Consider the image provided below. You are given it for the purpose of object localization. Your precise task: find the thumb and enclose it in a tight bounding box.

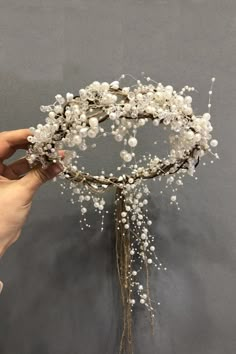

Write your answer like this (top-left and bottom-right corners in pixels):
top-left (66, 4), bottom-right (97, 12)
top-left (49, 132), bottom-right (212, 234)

top-left (19, 162), bottom-right (63, 194)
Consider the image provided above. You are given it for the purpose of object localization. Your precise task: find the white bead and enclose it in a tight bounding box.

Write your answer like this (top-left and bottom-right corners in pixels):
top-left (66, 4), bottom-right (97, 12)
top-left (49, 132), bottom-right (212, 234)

top-left (153, 119), bottom-right (159, 126)
top-left (101, 82), bottom-right (110, 90)
top-left (186, 130), bottom-right (194, 140)
top-left (120, 150), bottom-right (128, 159)
top-left (123, 153), bottom-right (132, 162)
top-left (128, 137), bottom-right (138, 147)
top-left (110, 81), bottom-right (119, 90)
top-left (203, 113), bottom-right (211, 120)
top-left (88, 129), bottom-right (97, 138)
top-left (150, 246), bottom-right (155, 251)
top-left (185, 96), bottom-right (192, 104)
top-left (79, 89), bottom-right (86, 96)
top-left (138, 118), bottom-right (145, 126)
top-left (91, 81), bottom-right (100, 89)
top-left (141, 233), bottom-right (146, 240)
top-left (73, 135), bottom-right (82, 145)
top-left (166, 85), bottom-right (173, 92)
top-left (89, 117), bottom-right (98, 128)
top-left (66, 92), bottom-right (74, 101)
top-left (132, 271), bottom-right (137, 276)
top-left (210, 139), bottom-right (218, 147)
top-left (109, 112), bottom-right (117, 120)
top-left (140, 298), bottom-right (145, 304)
top-left (147, 259), bottom-right (152, 264)
top-left (80, 114), bottom-right (87, 122)
top-left (115, 134), bottom-right (123, 142)
top-left (54, 105), bottom-right (63, 114)
top-left (171, 195), bottom-right (176, 202)
top-left (80, 127), bottom-right (88, 137)
top-left (49, 111), bottom-right (56, 118)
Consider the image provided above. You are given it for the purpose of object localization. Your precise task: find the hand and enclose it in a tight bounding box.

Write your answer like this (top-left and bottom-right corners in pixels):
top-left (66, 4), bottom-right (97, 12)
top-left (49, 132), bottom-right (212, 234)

top-left (0, 129), bottom-right (63, 259)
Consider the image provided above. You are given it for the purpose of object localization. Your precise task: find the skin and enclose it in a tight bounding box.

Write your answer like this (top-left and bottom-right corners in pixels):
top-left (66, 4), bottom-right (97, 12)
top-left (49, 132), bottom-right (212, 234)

top-left (0, 129), bottom-right (63, 293)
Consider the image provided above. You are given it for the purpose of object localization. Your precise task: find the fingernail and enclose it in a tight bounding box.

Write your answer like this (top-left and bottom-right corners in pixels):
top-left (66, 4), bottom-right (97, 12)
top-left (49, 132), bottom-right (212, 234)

top-left (0, 281), bottom-right (3, 294)
top-left (52, 163), bottom-right (63, 175)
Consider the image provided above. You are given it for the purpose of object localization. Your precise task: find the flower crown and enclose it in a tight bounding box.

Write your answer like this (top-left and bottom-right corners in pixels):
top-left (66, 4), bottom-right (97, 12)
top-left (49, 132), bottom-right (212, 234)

top-left (26, 73), bottom-right (218, 354)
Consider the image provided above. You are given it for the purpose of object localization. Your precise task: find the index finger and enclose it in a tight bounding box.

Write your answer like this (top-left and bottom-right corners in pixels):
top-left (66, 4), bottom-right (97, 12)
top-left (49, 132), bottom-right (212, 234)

top-left (0, 129), bottom-right (32, 161)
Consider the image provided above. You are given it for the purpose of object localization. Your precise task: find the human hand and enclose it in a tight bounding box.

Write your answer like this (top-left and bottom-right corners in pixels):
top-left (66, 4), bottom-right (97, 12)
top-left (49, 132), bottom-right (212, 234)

top-left (0, 129), bottom-right (63, 259)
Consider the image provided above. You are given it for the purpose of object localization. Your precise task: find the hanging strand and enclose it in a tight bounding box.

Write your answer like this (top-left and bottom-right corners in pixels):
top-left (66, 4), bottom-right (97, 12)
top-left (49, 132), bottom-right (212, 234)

top-left (115, 187), bottom-right (134, 354)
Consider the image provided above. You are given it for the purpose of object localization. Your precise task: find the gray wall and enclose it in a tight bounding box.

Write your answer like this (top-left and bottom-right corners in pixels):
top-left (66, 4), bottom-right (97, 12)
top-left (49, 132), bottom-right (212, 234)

top-left (0, 1), bottom-right (236, 353)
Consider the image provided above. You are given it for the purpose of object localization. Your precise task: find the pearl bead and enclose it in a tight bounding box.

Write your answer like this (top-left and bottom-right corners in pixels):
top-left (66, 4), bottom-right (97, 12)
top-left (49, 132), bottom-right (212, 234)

top-left (49, 111), bottom-right (56, 118)
top-left (147, 259), bottom-right (152, 264)
top-left (185, 96), bottom-right (192, 104)
top-left (128, 137), bottom-right (138, 147)
top-left (66, 92), bottom-right (74, 101)
top-left (120, 150), bottom-right (128, 159)
top-left (187, 130), bottom-right (194, 140)
top-left (80, 127), bottom-right (88, 137)
top-left (141, 233), bottom-right (146, 240)
top-left (101, 82), bottom-right (110, 90)
top-left (123, 153), bottom-right (132, 162)
top-left (150, 246), bottom-right (155, 251)
top-left (80, 114), bottom-right (87, 122)
top-left (115, 134), bottom-right (123, 142)
top-left (73, 135), bottom-right (82, 145)
top-left (89, 117), bottom-right (98, 128)
top-left (79, 89), bottom-right (86, 96)
top-left (166, 85), bottom-right (173, 92)
top-left (210, 139), bottom-right (218, 147)
top-left (109, 112), bottom-right (117, 120)
top-left (203, 113), bottom-right (211, 120)
top-left (110, 81), bottom-right (119, 90)
top-left (140, 299), bottom-right (145, 304)
top-left (54, 105), bottom-right (63, 114)
top-left (132, 271), bottom-right (137, 276)
top-left (88, 129), bottom-right (97, 138)
top-left (153, 119), bottom-right (159, 126)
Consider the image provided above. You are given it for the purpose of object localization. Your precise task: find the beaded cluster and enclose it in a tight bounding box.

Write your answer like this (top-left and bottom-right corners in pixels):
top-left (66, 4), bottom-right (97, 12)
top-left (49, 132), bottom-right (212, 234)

top-left (26, 73), bottom-right (219, 331)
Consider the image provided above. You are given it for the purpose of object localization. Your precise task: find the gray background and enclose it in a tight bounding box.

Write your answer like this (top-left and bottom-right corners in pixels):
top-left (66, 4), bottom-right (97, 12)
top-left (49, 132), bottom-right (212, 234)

top-left (0, 0), bottom-right (235, 353)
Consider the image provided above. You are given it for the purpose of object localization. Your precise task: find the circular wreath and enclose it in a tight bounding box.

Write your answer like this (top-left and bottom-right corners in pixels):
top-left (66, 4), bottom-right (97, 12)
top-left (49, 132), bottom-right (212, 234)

top-left (26, 75), bottom-right (218, 189)
top-left (26, 74), bottom-right (219, 354)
